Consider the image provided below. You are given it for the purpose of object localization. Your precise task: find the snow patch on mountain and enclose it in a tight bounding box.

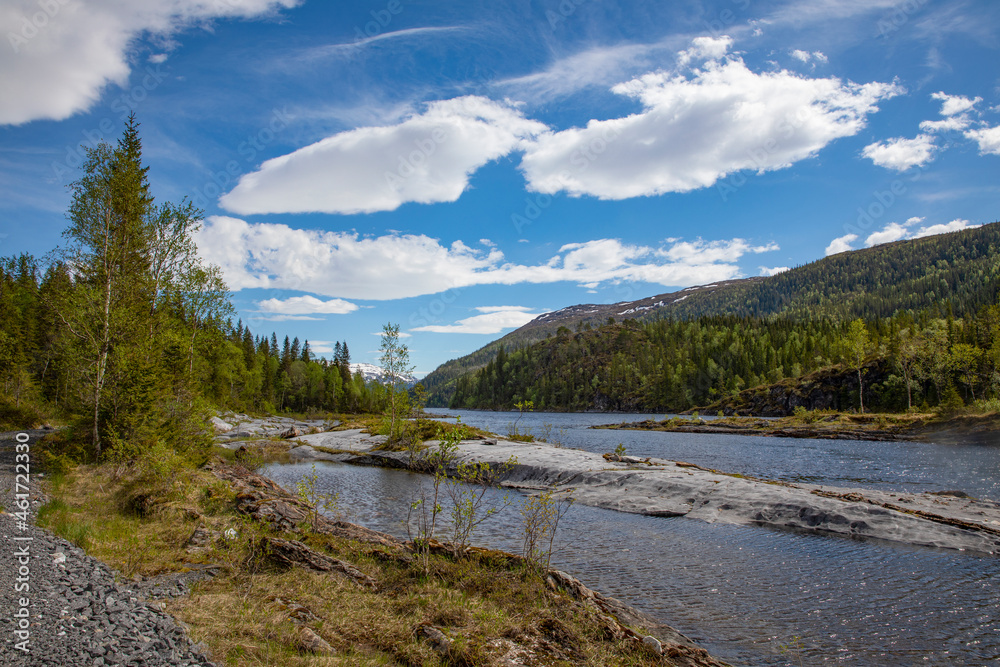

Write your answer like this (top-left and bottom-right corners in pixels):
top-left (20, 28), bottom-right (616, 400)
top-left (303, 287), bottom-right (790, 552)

top-left (350, 362), bottom-right (418, 387)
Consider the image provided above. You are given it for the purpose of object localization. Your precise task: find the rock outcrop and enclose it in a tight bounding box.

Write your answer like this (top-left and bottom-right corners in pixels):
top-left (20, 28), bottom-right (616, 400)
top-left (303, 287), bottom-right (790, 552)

top-left (349, 439), bottom-right (1000, 555)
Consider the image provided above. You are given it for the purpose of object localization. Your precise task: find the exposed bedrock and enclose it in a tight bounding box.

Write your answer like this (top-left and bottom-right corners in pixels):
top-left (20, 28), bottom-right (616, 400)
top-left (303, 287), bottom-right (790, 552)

top-left (339, 438), bottom-right (1000, 555)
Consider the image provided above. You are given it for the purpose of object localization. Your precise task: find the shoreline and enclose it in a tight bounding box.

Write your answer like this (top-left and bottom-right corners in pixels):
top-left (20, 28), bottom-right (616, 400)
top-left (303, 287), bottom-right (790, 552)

top-left (290, 428), bottom-right (1000, 556)
top-left (594, 412), bottom-right (1000, 444)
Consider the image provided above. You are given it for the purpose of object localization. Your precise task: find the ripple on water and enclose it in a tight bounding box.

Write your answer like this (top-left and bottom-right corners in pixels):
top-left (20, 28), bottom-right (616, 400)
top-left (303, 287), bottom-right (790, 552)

top-left (264, 461), bottom-right (1000, 666)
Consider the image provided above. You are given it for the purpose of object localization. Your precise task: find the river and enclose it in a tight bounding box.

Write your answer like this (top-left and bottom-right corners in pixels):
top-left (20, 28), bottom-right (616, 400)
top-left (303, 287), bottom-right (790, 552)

top-left (263, 409), bottom-right (1000, 665)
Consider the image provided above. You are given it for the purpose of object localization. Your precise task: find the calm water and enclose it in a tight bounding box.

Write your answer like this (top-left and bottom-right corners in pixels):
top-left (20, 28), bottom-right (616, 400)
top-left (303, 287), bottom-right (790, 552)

top-left (432, 409), bottom-right (1000, 501)
top-left (264, 410), bottom-right (1000, 666)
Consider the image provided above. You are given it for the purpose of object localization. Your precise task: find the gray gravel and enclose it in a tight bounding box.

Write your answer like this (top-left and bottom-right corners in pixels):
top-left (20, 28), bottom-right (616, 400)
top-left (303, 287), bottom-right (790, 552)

top-left (0, 431), bottom-right (217, 666)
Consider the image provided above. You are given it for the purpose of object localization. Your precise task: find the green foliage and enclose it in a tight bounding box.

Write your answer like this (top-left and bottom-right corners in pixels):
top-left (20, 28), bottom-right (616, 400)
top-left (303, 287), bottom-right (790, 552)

top-left (379, 322), bottom-right (415, 444)
top-left (445, 456), bottom-right (516, 559)
top-left (0, 117), bottom-right (385, 469)
top-left (295, 463), bottom-right (341, 532)
top-left (520, 489), bottom-right (573, 572)
top-left (428, 221), bottom-right (1000, 408)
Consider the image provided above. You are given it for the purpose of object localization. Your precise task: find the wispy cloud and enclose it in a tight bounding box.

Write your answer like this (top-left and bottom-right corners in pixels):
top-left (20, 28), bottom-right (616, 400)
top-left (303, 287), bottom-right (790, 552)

top-left (412, 306), bottom-right (540, 334)
top-left (295, 26), bottom-right (471, 61)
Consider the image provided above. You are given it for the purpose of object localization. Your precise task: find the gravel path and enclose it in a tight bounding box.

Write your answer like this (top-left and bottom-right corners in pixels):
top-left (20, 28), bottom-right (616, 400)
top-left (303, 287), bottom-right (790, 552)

top-left (0, 430), bottom-right (216, 666)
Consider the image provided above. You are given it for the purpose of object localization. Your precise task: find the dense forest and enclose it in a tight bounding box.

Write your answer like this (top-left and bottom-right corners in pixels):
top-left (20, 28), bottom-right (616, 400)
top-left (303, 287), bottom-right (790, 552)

top-left (428, 222), bottom-right (1000, 407)
top-left (0, 117), bottom-right (388, 461)
top-left (450, 304), bottom-right (1000, 414)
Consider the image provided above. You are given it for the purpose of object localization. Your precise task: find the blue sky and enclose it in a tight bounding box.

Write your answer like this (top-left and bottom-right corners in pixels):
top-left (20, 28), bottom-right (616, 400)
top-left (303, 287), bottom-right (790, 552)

top-left (1, 0), bottom-right (998, 376)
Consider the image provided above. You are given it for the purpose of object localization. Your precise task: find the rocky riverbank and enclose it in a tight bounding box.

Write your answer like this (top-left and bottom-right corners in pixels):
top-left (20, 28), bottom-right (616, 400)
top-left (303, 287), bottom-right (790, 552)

top-left (289, 429), bottom-right (1000, 556)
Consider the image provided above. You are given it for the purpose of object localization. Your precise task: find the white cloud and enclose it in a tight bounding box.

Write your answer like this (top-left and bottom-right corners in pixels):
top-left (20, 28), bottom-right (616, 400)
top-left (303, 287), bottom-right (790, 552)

top-left (220, 96), bottom-right (547, 215)
top-left (850, 218), bottom-right (982, 251)
top-left (0, 0), bottom-right (299, 125)
top-left (920, 116), bottom-right (972, 133)
top-left (412, 307), bottom-right (540, 334)
top-left (965, 125), bottom-right (1000, 156)
top-left (308, 340), bottom-right (335, 354)
top-left (931, 91), bottom-right (981, 116)
top-left (790, 49), bottom-right (827, 64)
top-left (499, 41), bottom-right (666, 100)
top-left (865, 222), bottom-right (907, 246)
top-left (255, 295), bottom-right (359, 315)
top-left (759, 266), bottom-right (790, 276)
top-left (196, 216), bottom-right (779, 299)
top-left (519, 46), bottom-right (900, 200)
top-left (861, 134), bottom-right (935, 171)
top-left (825, 233), bottom-right (857, 255)
top-left (912, 218), bottom-right (980, 238)
top-left (678, 36), bottom-right (734, 66)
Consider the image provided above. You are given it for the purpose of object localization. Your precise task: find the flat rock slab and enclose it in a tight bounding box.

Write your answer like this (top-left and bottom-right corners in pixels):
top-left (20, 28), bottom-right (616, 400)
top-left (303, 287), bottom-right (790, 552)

top-left (294, 429), bottom-right (387, 452)
top-left (350, 437), bottom-right (1000, 555)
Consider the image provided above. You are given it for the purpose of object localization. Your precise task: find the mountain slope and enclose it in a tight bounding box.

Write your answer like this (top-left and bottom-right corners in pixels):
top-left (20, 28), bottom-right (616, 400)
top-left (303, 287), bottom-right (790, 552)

top-left (423, 221), bottom-right (1000, 406)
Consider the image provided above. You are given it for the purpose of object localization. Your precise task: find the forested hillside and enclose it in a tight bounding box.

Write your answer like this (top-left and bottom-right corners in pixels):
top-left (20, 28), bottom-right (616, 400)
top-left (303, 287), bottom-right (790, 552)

top-left (0, 118), bottom-right (388, 461)
top-left (426, 222), bottom-right (1000, 407)
top-left (450, 306), bottom-right (1000, 414)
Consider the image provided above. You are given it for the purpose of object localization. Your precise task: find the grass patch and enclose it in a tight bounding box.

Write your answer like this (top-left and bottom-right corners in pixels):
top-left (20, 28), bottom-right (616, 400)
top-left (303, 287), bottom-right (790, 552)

top-left (39, 456), bottom-right (677, 666)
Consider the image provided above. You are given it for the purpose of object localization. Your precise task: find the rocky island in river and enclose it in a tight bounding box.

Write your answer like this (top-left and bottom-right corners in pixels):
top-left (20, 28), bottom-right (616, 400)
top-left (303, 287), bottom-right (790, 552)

top-left (285, 427), bottom-right (1000, 556)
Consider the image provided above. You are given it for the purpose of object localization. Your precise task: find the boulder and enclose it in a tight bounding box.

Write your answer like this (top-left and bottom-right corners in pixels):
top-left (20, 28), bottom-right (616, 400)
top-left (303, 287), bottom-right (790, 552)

top-left (210, 416), bottom-right (233, 433)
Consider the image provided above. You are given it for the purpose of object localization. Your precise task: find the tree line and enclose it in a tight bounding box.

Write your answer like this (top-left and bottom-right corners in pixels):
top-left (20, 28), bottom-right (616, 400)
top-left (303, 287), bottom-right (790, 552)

top-left (449, 306), bottom-right (1000, 414)
top-left (0, 117), bottom-right (388, 460)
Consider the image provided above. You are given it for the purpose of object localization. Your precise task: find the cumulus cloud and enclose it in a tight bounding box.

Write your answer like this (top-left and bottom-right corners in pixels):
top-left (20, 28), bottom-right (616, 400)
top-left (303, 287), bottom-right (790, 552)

top-left (965, 125), bottom-right (1000, 156)
top-left (678, 36), bottom-right (734, 66)
top-left (931, 91), bottom-right (981, 116)
top-left (220, 96), bottom-right (546, 215)
top-left (861, 134), bottom-right (936, 171)
top-left (412, 306), bottom-right (540, 334)
top-left (520, 44), bottom-right (900, 200)
top-left (0, 0), bottom-right (299, 125)
top-left (255, 295), bottom-right (359, 316)
top-left (846, 218), bottom-right (981, 252)
top-left (825, 233), bottom-right (857, 255)
top-left (865, 222), bottom-right (907, 246)
top-left (759, 266), bottom-right (790, 276)
top-left (920, 116), bottom-right (972, 133)
top-left (195, 216), bottom-right (778, 299)
top-left (912, 218), bottom-right (980, 238)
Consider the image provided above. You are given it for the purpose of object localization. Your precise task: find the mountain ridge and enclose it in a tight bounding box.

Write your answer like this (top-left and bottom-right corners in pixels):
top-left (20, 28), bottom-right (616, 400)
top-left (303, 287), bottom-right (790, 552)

top-left (422, 221), bottom-right (1000, 407)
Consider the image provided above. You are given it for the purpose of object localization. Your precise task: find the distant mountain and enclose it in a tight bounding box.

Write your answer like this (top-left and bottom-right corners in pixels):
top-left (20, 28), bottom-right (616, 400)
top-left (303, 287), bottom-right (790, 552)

top-left (350, 362), bottom-right (418, 388)
top-left (423, 221), bottom-right (1000, 407)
